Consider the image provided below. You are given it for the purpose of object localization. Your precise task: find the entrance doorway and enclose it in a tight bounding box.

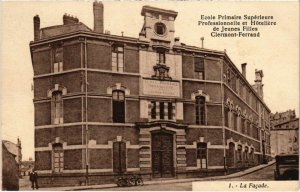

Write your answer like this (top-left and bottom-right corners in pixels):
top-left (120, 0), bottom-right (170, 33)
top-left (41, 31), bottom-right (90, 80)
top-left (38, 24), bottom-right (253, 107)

top-left (151, 131), bottom-right (174, 178)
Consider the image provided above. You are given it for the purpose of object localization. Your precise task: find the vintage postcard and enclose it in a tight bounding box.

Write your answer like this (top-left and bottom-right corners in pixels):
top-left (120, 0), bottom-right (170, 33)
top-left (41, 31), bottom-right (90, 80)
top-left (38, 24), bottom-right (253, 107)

top-left (1, 1), bottom-right (299, 191)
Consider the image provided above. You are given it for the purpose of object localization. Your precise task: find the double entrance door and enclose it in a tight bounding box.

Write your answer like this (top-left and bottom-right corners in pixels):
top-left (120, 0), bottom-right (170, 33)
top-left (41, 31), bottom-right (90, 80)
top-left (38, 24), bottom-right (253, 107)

top-left (151, 131), bottom-right (174, 178)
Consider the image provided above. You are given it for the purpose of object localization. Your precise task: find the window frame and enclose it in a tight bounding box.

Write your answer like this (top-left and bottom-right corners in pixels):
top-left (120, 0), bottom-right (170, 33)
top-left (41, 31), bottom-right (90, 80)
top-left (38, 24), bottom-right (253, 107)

top-left (195, 96), bottom-right (206, 125)
top-left (53, 46), bottom-right (63, 73)
top-left (52, 143), bottom-right (64, 173)
top-left (196, 142), bottom-right (207, 169)
top-left (52, 91), bottom-right (63, 124)
top-left (112, 45), bottom-right (124, 72)
top-left (112, 90), bottom-right (125, 123)
top-left (194, 57), bottom-right (205, 80)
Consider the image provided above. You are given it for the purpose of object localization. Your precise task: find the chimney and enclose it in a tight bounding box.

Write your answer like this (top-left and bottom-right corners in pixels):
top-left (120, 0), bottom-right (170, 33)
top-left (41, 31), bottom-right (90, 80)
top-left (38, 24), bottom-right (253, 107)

top-left (63, 14), bottom-right (79, 25)
top-left (241, 63), bottom-right (247, 78)
top-left (254, 69), bottom-right (264, 99)
top-left (93, 1), bottom-right (104, 33)
top-left (33, 15), bottom-right (40, 41)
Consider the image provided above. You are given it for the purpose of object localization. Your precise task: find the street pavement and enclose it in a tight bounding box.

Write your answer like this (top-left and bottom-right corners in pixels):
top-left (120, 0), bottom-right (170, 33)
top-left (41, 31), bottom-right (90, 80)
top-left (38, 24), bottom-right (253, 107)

top-left (19, 161), bottom-right (275, 191)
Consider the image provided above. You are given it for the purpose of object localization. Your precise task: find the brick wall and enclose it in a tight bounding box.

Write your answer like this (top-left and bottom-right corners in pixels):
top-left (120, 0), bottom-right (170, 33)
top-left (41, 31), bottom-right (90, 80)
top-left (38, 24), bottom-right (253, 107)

top-left (186, 128), bottom-right (223, 145)
top-left (186, 149), bottom-right (197, 167)
top-left (34, 71), bottom-right (82, 98)
top-left (63, 43), bottom-right (82, 70)
top-left (88, 98), bottom-right (111, 122)
top-left (127, 149), bottom-right (139, 168)
top-left (126, 100), bottom-right (140, 123)
top-left (87, 72), bottom-right (139, 95)
top-left (35, 102), bottom-right (51, 126)
top-left (64, 149), bottom-right (82, 170)
top-left (64, 98), bottom-right (82, 123)
top-left (32, 50), bottom-right (51, 75)
top-left (87, 43), bottom-right (111, 70)
top-left (88, 125), bottom-right (139, 145)
top-left (89, 149), bottom-right (112, 169)
top-left (208, 149), bottom-right (224, 166)
top-left (124, 47), bottom-right (139, 73)
top-left (205, 59), bottom-right (221, 81)
top-left (35, 151), bottom-right (52, 170)
top-left (182, 55), bottom-right (194, 78)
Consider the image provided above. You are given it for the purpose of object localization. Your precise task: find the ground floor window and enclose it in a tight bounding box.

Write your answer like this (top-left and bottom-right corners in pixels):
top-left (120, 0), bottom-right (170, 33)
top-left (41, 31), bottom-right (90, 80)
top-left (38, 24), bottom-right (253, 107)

top-left (197, 142), bottom-right (207, 169)
top-left (53, 143), bottom-right (64, 173)
top-left (113, 141), bottom-right (126, 174)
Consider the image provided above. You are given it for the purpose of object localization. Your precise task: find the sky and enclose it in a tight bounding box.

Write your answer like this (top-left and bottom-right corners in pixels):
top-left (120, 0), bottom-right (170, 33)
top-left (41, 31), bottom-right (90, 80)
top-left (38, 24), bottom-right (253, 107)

top-left (1, 1), bottom-right (299, 160)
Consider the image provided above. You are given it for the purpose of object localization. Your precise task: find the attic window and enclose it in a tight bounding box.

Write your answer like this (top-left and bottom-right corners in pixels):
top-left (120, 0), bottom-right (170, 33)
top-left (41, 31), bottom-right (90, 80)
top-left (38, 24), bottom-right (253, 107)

top-left (155, 23), bottom-right (166, 36)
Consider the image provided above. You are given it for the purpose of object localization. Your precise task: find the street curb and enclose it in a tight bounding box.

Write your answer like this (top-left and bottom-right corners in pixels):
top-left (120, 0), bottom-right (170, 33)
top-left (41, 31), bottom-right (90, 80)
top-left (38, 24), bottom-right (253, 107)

top-left (39, 161), bottom-right (275, 191)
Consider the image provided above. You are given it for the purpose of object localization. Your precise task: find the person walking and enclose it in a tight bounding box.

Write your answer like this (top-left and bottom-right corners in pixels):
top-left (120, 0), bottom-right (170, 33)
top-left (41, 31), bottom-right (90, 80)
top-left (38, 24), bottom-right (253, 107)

top-left (29, 169), bottom-right (39, 190)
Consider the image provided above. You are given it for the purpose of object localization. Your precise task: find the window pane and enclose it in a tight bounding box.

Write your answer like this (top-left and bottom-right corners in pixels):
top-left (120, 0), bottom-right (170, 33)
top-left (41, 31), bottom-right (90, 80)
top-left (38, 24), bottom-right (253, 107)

top-left (117, 47), bottom-right (123, 52)
top-left (159, 102), bottom-right (164, 119)
top-left (54, 63), bottom-right (58, 73)
top-left (118, 92), bottom-right (124, 101)
top-left (168, 102), bottom-right (173, 120)
top-left (151, 101), bottom-right (156, 119)
top-left (112, 92), bottom-right (118, 100)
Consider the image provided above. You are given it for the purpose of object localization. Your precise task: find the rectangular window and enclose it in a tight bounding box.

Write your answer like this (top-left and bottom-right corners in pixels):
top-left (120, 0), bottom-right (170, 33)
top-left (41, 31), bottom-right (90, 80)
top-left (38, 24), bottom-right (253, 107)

top-left (151, 101), bottom-right (156, 119)
top-left (168, 102), bottom-right (173, 120)
top-left (112, 46), bottom-right (124, 72)
top-left (53, 46), bottom-right (63, 73)
top-left (52, 91), bottom-right (63, 124)
top-left (197, 143), bottom-right (207, 169)
top-left (113, 142), bottom-right (126, 173)
top-left (159, 102), bottom-right (164, 120)
top-left (194, 57), bottom-right (204, 80)
top-left (112, 91), bottom-right (125, 123)
top-left (233, 113), bottom-right (238, 131)
top-left (53, 144), bottom-right (63, 173)
top-left (196, 96), bottom-right (205, 125)
top-left (156, 50), bottom-right (166, 64)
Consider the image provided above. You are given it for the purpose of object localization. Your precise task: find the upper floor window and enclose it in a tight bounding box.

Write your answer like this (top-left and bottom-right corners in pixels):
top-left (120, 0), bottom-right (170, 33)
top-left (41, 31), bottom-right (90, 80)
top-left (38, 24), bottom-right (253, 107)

top-left (112, 46), bottom-right (124, 72)
top-left (53, 46), bottom-right (63, 73)
top-left (197, 142), bottom-right (207, 169)
top-left (112, 90), bottom-right (125, 123)
top-left (156, 49), bottom-right (166, 64)
top-left (194, 57), bottom-right (204, 80)
top-left (113, 141), bottom-right (126, 173)
top-left (196, 96), bottom-right (205, 125)
top-left (154, 23), bottom-right (166, 35)
top-left (150, 101), bottom-right (174, 120)
top-left (52, 91), bottom-right (63, 124)
top-left (151, 101), bottom-right (156, 119)
top-left (53, 143), bottom-right (64, 173)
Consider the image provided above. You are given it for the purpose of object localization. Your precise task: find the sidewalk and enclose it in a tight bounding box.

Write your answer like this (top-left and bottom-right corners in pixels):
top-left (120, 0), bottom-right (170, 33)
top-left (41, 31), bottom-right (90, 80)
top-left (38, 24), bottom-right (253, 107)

top-left (38, 160), bottom-right (275, 191)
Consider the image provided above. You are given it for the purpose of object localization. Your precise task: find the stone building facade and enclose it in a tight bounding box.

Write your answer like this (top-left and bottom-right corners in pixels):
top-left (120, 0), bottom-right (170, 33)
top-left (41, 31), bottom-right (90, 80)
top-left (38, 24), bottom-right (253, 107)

top-left (30, 3), bottom-right (271, 187)
top-left (270, 110), bottom-right (299, 156)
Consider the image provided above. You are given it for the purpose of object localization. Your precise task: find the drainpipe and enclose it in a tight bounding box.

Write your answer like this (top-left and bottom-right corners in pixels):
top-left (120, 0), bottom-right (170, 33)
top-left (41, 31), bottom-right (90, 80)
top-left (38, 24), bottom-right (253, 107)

top-left (84, 37), bottom-right (89, 185)
top-left (220, 57), bottom-right (226, 173)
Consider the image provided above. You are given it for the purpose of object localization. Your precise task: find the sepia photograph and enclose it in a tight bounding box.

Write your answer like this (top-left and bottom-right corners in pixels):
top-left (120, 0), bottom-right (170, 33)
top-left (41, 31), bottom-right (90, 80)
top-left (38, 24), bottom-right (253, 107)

top-left (1, 1), bottom-right (299, 191)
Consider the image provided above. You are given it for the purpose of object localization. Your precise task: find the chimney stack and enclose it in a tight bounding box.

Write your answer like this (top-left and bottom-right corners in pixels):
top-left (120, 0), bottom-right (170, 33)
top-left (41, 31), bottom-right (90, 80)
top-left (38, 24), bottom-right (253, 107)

top-left (63, 14), bottom-right (79, 25)
top-left (93, 1), bottom-right (104, 33)
top-left (254, 69), bottom-right (264, 99)
top-left (241, 63), bottom-right (247, 78)
top-left (34, 15), bottom-right (40, 41)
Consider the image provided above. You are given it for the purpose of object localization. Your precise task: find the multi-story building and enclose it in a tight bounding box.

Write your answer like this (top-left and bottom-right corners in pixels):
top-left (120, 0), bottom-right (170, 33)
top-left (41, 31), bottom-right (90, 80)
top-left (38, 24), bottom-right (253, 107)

top-left (30, 3), bottom-right (271, 187)
top-left (270, 110), bottom-right (299, 157)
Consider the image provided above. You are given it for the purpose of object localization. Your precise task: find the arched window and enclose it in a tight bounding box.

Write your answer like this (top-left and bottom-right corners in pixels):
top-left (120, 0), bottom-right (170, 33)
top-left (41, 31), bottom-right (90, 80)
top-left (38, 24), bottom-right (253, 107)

top-left (53, 143), bottom-right (63, 173)
top-left (52, 91), bottom-right (63, 124)
top-left (197, 142), bottom-right (207, 169)
top-left (195, 96), bottom-right (205, 125)
top-left (113, 141), bottom-right (126, 173)
top-left (112, 90), bottom-right (125, 123)
top-left (237, 145), bottom-right (242, 162)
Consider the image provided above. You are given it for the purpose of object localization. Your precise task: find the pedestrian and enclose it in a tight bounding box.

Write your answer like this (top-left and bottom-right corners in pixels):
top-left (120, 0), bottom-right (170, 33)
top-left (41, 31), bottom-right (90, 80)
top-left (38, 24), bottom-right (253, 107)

top-left (29, 169), bottom-right (39, 190)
